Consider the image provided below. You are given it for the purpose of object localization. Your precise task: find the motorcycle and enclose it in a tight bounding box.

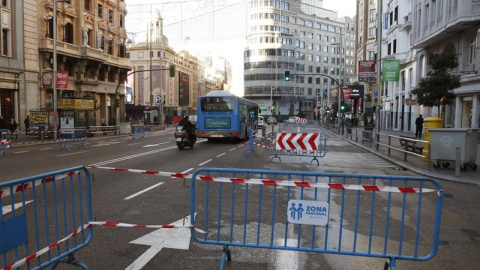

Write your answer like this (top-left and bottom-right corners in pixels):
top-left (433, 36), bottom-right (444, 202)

top-left (174, 125), bottom-right (197, 150)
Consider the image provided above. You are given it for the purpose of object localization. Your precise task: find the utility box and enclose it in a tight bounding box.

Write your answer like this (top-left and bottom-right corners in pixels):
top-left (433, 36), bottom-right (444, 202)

top-left (429, 128), bottom-right (479, 170)
top-left (119, 122), bottom-right (132, 135)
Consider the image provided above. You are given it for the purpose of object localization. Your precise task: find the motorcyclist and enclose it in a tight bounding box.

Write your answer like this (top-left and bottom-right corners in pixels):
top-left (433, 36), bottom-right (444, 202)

top-left (178, 115), bottom-right (196, 141)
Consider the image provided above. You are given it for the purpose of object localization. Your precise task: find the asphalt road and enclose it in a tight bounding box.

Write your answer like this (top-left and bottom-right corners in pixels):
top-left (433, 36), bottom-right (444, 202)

top-left (1, 125), bottom-right (479, 270)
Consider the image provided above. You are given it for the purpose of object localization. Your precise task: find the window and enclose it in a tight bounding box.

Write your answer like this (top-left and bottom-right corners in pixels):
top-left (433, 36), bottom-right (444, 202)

top-left (64, 23), bottom-right (74, 44)
top-left (118, 43), bottom-right (126, 58)
top-left (120, 14), bottom-right (124, 27)
top-left (425, 4), bottom-right (429, 27)
top-left (2, 29), bottom-right (9, 56)
top-left (431, 0), bottom-right (436, 23)
top-left (369, 51), bottom-right (375, 60)
top-left (98, 4), bottom-right (103, 18)
top-left (323, 56), bottom-right (328, 63)
top-left (469, 35), bottom-right (477, 65)
top-left (46, 18), bottom-right (53, 38)
top-left (369, 27), bottom-right (376, 37)
top-left (85, 0), bottom-right (91, 11)
top-left (108, 9), bottom-right (114, 23)
top-left (1, 0), bottom-right (8, 7)
top-left (369, 9), bottom-right (375, 22)
top-left (409, 68), bottom-right (414, 86)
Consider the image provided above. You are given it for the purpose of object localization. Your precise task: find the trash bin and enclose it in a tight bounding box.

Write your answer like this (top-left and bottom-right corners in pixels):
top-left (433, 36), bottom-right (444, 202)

top-left (119, 122), bottom-right (132, 135)
top-left (38, 126), bottom-right (45, 142)
top-left (429, 128), bottom-right (479, 170)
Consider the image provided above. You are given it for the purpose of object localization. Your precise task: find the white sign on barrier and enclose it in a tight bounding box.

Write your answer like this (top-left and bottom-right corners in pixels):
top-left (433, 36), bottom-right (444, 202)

top-left (287, 200), bottom-right (329, 226)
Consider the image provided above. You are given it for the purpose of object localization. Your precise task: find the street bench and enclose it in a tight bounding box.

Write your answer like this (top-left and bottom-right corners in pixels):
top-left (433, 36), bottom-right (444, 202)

top-left (399, 136), bottom-right (423, 154)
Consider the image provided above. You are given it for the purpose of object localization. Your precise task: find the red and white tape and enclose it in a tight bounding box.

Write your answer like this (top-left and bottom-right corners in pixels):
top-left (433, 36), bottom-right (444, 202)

top-left (253, 142), bottom-right (271, 149)
top-left (87, 165), bottom-right (434, 194)
top-left (0, 171), bottom-right (79, 199)
top-left (1, 221), bottom-right (203, 270)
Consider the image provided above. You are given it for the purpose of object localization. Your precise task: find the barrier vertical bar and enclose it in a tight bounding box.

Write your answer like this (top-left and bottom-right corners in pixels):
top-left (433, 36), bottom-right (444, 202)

top-left (384, 179), bottom-right (393, 255)
top-left (61, 176), bottom-right (69, 252)
top-left (204, 173), bottom-right (210, 241)
top-left (368, 178), bottom-right (377, 254)
top-left (311, 175), bottom-right (319, 249)
top-left (324, 176), bottom-right (332, 250)
top-left (353, 177), bottom-right (362, 252)
top-left (270, 184), bottom-right (277, 247)
top-left (217, 173), bottom-right (223, 242)
top-left (338, 176), bottom-right (346, 251)
top-left (414, 181), bottom-right (424, 258)
top-left (69, 176), bottom-right (78, 247)
top-left (52, 178), bottom-right (61, 256)
top-left (242, 173), bottom-right (249, 244)
top-left (256, 184), bottom-right (263, 245)
top-left (297, 175), bottom-right (305, 249)
top-left (398, 179), bottom-right (408, 256)
top-left (230, 173), bottom-right (235, 243)
top-left (42, 178), bottom-right (52, 261)
top-left (284, 174), bottom-right (292, 247)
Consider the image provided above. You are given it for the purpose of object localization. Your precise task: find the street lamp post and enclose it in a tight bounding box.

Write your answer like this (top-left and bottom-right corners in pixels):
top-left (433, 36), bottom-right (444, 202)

top-left (332, 29), bottom-right (345, 134)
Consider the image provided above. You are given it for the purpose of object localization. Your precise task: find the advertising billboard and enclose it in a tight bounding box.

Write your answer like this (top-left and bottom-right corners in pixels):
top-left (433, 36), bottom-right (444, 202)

top-left (358, 60), bottom-right (377, 82)
top-left (342, 85), bottom-right (364, 99)
top-left (382, 59), bottom-right (401, 81)
top-left (179, 72), bottom-right (190, 106)
top-left (56, 71), bottom-right (69, 89)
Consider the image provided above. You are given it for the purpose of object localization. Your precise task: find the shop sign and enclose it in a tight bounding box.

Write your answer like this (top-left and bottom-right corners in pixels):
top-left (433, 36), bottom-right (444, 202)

top-left (382, 59), bottom-right (401, 81)
top-left (58, 99), bottom-right (94, 110)
top-left (29, 111), bottom-right (48, 124)
top-left (56, 71), bottom-right (69, 89)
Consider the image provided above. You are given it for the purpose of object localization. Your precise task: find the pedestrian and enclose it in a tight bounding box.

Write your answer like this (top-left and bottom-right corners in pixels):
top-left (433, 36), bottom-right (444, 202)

top-left (24, 115), bottom-right (30, 134)
top-left (0, 116), bottom-right (7, 130)
top-left (9, 119), bottom-right (18, 139)
top-left (415, 115), bottom-right (424, 139)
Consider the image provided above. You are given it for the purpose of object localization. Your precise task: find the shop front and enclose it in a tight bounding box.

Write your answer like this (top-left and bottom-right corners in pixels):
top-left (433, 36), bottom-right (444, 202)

top-left (57, 98), bottom-right (96, 129)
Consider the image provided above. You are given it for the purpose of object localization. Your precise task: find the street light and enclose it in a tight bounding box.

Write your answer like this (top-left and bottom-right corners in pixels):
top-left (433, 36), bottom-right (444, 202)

top-left (331, 29), bottom-right (346, 134)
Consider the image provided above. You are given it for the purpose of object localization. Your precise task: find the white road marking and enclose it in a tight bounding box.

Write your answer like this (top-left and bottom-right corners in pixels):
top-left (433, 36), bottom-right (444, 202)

top-left (216, 153), bottom-right (226, 157)
top-left (14, 151), bottom-right (29, 154)
top-left (57, 151), bottom-right (88, 157)
top-left (142, 142), bottom-right (170, 148)
top-left (127, 142), bottom-right (144, 146)
top-left (39, 148), bottom-right (53, 150)
top-left (126, 215), bottom-right (193, 270)
top-left (198, 159), bottom-right (212, 166)
top-left (91, 141), bottom-right (123, 147)
top-left (228, 148), bottom-right (236, 152)
top-left (2, 200), bottom-right (33, 215)
top-left (92, 146), bottom-right (178, 166)
top-left (182, 168), bottom-right (194, 173)
top-left (124, 182), bottom-right (164, 200)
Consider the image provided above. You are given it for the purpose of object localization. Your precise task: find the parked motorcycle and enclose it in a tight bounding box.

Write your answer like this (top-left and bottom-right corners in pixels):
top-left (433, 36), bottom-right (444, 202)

top-left (174, 125), bottom-right (197, 150)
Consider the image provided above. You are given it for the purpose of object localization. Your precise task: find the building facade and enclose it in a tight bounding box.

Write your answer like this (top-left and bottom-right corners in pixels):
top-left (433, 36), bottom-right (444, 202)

top-left (37, 0), bottom-right (131, 127)
top-left (127, 15), bottom-right (199, 122)
top-left (0, 0), bottom-right (25, 125)
top-left (244, 0), bottom-right (356, 119)
top-left (412, 0), bottom-right (480, 128)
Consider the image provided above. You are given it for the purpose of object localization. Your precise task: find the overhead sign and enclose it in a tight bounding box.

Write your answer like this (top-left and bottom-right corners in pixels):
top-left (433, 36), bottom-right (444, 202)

top-left (382, 59), bottom-right (401, 81)
top-left (358, 60), bottom-right (377, 82)
top-left (179, 72), bottom-right (190, 106)
top-left (287, 200), bottom-right (329, 226)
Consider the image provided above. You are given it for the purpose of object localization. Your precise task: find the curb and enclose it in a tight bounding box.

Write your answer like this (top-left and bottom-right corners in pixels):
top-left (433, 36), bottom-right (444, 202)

top-left (323, 128), bottom-right (479, 185)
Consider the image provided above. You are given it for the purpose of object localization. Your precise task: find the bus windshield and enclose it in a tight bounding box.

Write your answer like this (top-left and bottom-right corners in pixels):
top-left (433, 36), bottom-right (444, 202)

top-left (200, 97), bottom-right (235, 112)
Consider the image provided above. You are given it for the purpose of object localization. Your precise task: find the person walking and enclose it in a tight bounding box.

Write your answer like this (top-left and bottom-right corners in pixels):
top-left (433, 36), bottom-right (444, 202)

top-left (9, 118), bottom-right (18, 139)
top-left (415, 115), bottom-right (424, 139)
top-left (24, 115), bottom-right (30, 134)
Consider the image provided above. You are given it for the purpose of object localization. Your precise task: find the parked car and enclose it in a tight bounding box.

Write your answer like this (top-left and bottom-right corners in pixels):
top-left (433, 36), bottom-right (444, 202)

top-left (288, 116), bottom-right (299, 123)
top-left (267, 116), bottom-right (277, 125)
top-left (257, 116), bottom-right (265, 128)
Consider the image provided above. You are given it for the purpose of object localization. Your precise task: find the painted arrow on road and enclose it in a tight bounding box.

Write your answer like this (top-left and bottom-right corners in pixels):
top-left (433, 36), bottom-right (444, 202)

top-left (125, 214), bottom-right (194, 270)
top-left (142, 142), bottom-right (170, 148)
top-left (2, 200), bottom-right (33, 215)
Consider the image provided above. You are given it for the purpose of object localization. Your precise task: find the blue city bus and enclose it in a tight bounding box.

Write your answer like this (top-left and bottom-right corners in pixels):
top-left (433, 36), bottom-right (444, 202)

top-left (197, 91), bottom-right (259, 141)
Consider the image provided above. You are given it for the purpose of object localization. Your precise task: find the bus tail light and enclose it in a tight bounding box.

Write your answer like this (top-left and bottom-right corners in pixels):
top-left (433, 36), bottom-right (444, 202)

top-left (229, 132), bottom-right (238, 136)
top-left (197, 132), bottom-right (205, 136)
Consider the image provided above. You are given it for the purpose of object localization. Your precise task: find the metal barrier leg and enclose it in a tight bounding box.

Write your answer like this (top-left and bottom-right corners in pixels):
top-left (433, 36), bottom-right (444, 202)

top-left (271, 155), bottom-right (281, 162)
top-left (310, 157), bottom-right (319, 166)
top-left (51, 254), bottom-right (89, 270)
top-left (219, 245), bottom-right (231, 270)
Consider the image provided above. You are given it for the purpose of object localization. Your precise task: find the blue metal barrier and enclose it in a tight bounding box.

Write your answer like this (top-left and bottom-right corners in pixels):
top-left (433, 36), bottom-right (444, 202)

top-left (58, 128), bottom-right (88, 151)
top-left (131, 125), bottom-right (147, 141)
top-left (0, 130), bottom-right (11, 156)
top-left (190, 168), bottom-right (450, 270)
top-left (0, 166), bottom-right (93, 270)
top-left (269, 132), bottom-right (327, 165)
top-left (244, 129), bottom-right (258, 157)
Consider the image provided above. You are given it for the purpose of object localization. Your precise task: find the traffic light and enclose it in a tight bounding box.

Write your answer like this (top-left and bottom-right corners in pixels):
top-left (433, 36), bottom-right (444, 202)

top-left (284, 71), bottom-right (290, 81)
top-left (169, 64), bottom-right (176, 77)
top-left (340, 103), bottom-right (346, 112)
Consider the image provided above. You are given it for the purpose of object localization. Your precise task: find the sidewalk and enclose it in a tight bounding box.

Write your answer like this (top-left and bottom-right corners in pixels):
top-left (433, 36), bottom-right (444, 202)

top-left (322, 125), bottom-right (480, 185)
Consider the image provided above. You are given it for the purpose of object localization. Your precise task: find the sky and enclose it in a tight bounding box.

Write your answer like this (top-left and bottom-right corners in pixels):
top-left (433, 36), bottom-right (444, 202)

top-left (323, 0), bottom-right (357, 18)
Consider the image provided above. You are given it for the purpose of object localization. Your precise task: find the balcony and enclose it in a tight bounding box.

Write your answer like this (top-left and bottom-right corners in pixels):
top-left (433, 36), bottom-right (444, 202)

top-left (81, 46), bottom-right (104, 61)
top-left (401, 12), bottom-right (412, 31)
top-left (103, 53), bottom-right (131, 69)
top-left (40, 38), bottom-right (81, 57)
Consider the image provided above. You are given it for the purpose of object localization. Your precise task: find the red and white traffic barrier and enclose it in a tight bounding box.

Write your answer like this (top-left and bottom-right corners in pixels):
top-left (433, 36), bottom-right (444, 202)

top-left (296, 118), bottom-right (307, 124)
top-left (86, 165), bottom-right (434, 194)
top-left (253, 142), bottom-right (271, 149)
top-left (276, 133), bottom-right (319, 151)
top-left (0, 171), bottom-right (79, 199)
top-left (1, 221), bottom-right (204, 270)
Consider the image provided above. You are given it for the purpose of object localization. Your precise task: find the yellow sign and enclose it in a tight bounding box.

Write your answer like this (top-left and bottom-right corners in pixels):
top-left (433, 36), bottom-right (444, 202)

top-left (372, 83), bottom-right (382, 106)
top-left (30, 111), bottom-right (48, 124)
top-left (58, 99), bottom-right (95, 110)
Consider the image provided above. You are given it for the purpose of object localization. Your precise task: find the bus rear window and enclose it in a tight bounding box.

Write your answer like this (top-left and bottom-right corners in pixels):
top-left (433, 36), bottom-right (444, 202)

top-left (200, 97), bottom-right (235, 112)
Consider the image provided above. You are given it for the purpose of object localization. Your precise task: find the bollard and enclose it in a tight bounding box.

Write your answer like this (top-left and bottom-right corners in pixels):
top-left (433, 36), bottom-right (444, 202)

top-left (455, 147), bottom-right (460, 177)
